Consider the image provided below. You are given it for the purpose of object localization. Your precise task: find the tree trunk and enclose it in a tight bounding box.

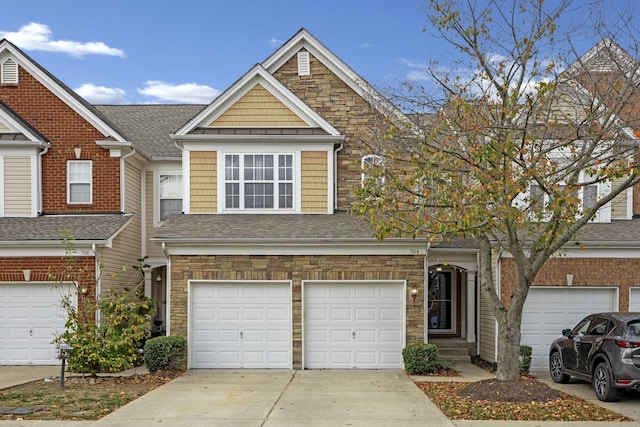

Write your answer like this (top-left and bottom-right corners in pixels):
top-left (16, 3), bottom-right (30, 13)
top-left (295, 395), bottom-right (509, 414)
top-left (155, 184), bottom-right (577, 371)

top-left (495, 314), bottom-right (522, 381)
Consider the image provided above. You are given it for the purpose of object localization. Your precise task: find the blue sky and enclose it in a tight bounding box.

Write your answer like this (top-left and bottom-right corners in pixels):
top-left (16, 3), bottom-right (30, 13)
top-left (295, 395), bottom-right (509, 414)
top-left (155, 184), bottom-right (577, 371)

top-left (1, 0), bottom-right (636, 105)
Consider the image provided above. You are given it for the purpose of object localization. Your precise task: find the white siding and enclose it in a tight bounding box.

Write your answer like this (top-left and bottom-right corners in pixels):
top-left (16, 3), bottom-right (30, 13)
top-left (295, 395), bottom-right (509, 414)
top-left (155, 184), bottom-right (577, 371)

top-left (4, 156), bottom-right (32, 216)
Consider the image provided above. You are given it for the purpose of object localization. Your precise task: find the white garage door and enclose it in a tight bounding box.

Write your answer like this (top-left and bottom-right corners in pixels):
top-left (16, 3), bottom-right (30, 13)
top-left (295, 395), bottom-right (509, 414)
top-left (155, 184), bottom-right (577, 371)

top-left (190, 281), bottom-right (291, 369)
top-left (630, 288), bottom-right (640, 311)
top-left (304, 281), bottom-right (405, 369)
top-left (0, 283), bottom-right (76, 365)
top-left (521, 287), bottom-right (616, 371)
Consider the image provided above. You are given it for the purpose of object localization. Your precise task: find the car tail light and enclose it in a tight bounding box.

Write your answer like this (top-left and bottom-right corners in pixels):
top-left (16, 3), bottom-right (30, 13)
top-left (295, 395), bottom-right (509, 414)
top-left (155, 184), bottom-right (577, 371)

top-left (616, 379), bottom-right (633, 385)
top-left (614, 339), bottom-right (640, 348)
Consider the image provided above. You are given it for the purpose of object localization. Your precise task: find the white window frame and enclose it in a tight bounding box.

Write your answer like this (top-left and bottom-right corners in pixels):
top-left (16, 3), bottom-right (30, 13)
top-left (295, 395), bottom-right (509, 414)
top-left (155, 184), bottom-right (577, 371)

top-left (361, 154), bottom-right (384, 187)
top-left (522, 173), bottom-right (611, 222)
top-left (67, 160), bottom-right (92, 204)
top-left (221, 152), bottom-right (296, 212)
top-left (153, 169), bottom-right (183, 227)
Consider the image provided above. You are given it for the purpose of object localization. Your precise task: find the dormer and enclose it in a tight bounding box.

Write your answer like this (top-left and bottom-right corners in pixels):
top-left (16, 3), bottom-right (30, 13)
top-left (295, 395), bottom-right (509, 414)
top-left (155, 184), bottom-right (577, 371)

top-left (173, 66), bottom-right (344, 215)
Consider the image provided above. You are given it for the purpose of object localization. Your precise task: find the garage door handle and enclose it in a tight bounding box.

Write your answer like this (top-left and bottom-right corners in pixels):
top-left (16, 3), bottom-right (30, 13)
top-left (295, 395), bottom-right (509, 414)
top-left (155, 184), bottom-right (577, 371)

top-left (352, 331), bottom-right (355, 340)
top-left (240, 331), bottom-right (243, 340)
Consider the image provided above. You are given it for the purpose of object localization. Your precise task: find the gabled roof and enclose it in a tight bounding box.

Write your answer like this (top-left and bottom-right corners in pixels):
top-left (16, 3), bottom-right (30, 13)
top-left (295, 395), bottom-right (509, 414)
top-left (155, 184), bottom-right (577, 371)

top-left (0, 100), bottom-right (49, 147)
top-left (0, 39), bottom-right (129, 144)
top-left (262, 28), bottom-right (400, 119)
top-left (174, 64), bottom-right (341, 139)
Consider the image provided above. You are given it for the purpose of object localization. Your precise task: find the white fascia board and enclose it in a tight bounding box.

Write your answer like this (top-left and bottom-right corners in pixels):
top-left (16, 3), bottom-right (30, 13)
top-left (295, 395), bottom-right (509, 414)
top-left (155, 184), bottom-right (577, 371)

top-left (0, 111), bottom-right (47, 143)
top-left (0, 243), bottom-right (97, 257)
top-left (158, 239), bottom-right (428, 256)
top-left (179, 139), bottom-right (339, 151)
top-left (262, 29), bottom-right (404, 122)
top-left (175, 65), bottom-right (341, 136)
top-left (0, 43), bottom-right (126, 141)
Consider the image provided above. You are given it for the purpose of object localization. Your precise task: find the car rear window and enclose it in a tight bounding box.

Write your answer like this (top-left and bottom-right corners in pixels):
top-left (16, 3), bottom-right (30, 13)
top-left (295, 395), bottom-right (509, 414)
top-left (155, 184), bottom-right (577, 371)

top-left (627, 321), bottom-right (640, 337)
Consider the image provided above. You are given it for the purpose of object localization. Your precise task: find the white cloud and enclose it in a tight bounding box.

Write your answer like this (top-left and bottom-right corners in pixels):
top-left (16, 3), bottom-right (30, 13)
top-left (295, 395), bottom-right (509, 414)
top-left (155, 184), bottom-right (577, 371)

top-left (269, 37), bottom-right (283, 47)
top-left (138, 80), bottom-right (221, 104)
top-left (75, 84), bottom-right (127, 104)
top-left (0, 22), bottom-right (124, 58)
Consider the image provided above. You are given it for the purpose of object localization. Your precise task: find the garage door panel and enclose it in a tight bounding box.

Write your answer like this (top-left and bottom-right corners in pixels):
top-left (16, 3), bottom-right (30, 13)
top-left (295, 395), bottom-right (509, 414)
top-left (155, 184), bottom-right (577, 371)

top-left (304, 282), bottom-right (404, 369)
top-left (190, 282), bottom-right (291, 369)
top-left (0, 283), bottom-right (76, 365)
top-left (522, 287), bottom-right (616, 371)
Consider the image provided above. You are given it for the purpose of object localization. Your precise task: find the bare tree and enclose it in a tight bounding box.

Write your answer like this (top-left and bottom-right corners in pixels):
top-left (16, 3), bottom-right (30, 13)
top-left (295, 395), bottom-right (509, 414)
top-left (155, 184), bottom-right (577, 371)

top-left (354, 0), bottom-right (640, 381)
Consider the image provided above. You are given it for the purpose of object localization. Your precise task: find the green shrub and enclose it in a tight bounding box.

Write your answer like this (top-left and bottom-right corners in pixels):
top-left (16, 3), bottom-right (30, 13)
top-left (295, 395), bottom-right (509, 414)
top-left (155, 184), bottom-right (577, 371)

top-left (144, 336), bottom-right (186, 372)
top-left (519, 345), bottom-right (532, 375)
top-left (402, 343), bottom-right (451, 375)
top-left (52, 236), bottom-right (155, 375)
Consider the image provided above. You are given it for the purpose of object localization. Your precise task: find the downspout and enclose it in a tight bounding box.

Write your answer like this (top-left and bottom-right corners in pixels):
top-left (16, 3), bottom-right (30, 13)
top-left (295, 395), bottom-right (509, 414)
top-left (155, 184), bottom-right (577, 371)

top-left (424, 241), bottom-right (431, 343)
top-left (333, 143), bottom-right (344, 212)
top-left (37, 145), bottom-right (50, 215)
top-left (162, 242), bottom-right (171, 335)
top-left (93, 243), bottom-right (100, 324)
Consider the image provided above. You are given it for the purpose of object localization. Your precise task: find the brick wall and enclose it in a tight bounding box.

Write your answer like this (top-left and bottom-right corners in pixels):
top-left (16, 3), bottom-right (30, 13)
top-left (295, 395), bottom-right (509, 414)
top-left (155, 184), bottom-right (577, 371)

top-left (500, 257), bottom-right (640, 310)
top-left (273, 50), bottom-right (383, 210)
top-left (0, 67), bottom-right (120, 213)
top-left (169, 254), bottom-right (425, 369)
top-left (0, 255), bottom-right (96, 307)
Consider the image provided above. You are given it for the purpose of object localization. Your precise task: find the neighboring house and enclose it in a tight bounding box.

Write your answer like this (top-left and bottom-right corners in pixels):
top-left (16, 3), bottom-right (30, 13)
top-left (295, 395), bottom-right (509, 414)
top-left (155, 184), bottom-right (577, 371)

top-left (2, 28), bottom-right (639, 372)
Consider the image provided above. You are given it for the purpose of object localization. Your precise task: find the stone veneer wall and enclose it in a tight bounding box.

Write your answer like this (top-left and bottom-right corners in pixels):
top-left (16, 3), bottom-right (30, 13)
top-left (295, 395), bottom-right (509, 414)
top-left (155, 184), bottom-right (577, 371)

top-left (272, 50), bottom-right (384, 211)
top-left (170, 254), bottom-right (425, 369)
top-left (500, 257), bottom-right (640, 311)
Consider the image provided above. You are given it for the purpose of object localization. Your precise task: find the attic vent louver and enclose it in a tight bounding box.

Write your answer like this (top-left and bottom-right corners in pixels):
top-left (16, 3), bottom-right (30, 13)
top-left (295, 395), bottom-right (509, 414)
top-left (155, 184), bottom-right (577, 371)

top-left (1, 58), bottom-right (18, 85)
top-left (297, 51), bottom-right (310, 76)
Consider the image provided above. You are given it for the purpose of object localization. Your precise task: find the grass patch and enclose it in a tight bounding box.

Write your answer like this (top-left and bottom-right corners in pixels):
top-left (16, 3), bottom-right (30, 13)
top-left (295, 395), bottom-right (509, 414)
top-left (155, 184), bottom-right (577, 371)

top-left (0, 371), bottom-right (181, 421)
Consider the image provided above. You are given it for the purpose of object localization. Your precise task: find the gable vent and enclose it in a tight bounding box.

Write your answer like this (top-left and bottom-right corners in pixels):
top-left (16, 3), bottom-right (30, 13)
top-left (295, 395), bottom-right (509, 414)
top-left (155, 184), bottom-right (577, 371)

top-left (1, 58), bottom-right (18, 85)
top-left (297, 51), bottom-right (310, 76)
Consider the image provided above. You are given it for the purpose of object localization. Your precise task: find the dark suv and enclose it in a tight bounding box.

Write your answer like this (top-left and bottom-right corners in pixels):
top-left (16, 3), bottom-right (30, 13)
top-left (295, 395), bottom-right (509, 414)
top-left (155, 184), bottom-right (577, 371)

top-left (548, 312), bottom-right (640, 401)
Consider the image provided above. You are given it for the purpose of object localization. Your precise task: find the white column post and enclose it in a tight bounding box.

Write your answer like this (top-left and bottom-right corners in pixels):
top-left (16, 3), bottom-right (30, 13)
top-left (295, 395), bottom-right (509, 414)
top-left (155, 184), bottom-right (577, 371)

top-left (466, 271), bottom-right (477, 343)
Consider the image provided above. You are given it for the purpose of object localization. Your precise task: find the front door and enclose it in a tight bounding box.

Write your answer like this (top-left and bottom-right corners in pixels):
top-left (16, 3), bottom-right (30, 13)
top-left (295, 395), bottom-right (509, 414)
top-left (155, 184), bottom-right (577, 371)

top-left (428, 270), bottom-right (456, 334)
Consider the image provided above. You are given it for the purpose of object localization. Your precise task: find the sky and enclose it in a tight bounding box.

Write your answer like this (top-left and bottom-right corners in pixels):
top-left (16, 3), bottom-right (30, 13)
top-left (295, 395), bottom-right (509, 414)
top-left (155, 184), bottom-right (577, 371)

top-left (1, 0), bottom-right (637, 105)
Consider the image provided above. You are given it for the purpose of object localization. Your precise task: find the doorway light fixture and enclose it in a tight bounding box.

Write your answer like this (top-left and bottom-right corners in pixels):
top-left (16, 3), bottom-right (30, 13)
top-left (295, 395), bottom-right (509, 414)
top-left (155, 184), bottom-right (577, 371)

top-left (411, 285), bottom-right (418, 305)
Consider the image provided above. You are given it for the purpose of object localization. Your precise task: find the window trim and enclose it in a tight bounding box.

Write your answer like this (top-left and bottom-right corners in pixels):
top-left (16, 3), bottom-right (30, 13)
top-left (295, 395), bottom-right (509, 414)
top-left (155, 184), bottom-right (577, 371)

top-left (361, 154), bottom-right (384, 187)
top-left (153, 169), bottom-right (183, 227)
top-left (67, 160), bottom-right (92, 205)
top-left (220, 152), bottom-right (297, 213)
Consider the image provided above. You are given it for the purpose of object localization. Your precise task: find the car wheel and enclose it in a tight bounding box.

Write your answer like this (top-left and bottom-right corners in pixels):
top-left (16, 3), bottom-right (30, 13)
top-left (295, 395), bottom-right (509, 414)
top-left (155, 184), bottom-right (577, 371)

top-left (593, 362), bottom-right (619, 402)
top-left (549, 351), bottom-right (570, 383)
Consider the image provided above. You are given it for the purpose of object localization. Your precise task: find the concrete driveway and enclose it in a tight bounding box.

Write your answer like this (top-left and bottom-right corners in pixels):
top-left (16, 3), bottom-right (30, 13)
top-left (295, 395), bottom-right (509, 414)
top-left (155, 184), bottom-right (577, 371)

top-left (94, 369), bottom-right (453, 427)
top-left (533, 371), bottom-right (640, 423)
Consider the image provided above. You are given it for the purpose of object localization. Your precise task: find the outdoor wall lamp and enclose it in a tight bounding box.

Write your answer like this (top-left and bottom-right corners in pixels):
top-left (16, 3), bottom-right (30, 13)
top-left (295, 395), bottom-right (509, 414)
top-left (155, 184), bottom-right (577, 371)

top-left (411, 285), bottom-right (418, 305)
top-left (56, 342), bottom-right (73, 390)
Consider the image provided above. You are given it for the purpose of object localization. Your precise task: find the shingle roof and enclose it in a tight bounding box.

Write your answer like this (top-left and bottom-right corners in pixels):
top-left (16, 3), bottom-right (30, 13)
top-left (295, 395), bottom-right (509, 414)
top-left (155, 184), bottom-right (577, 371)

top-left (153, 211), bottom-right (408, 242)
top-left (95, 105), bottom-right (206, 158)
top-left (0, 214), bottom-right (133, 242)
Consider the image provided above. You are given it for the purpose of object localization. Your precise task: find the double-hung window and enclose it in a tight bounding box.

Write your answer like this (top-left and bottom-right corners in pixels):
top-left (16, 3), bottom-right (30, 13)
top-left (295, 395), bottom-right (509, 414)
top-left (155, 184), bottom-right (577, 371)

top-left (361, 154), bottom-right (384, 186)
top-left (224, 154), bottom-right (294, 210)
top-left (67, 160), bottom-right (92, 204)
top-left (159, 174), bottom-right (183, 221)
